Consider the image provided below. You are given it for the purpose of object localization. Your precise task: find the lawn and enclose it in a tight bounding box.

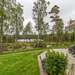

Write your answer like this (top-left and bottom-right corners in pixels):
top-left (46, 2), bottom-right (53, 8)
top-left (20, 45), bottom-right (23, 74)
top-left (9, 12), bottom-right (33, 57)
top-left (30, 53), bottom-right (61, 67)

top-left (0, 50), bottom-right (42, 75)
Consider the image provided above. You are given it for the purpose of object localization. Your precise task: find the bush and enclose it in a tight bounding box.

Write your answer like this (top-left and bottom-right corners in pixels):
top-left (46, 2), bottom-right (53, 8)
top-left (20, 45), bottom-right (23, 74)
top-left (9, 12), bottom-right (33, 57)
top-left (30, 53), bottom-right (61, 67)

top-left (4, 43), bottom-right (26, 51)
top-left (43, 49), bottom-right (68, 75)
top-left (6, 42), bottom-right (34, 50)
top-left (0, 43), bottom-right (8, 52)
top-left (12, 43), bottom-right (27, 49)
top-left (34, 41), bottom-right (46, 48)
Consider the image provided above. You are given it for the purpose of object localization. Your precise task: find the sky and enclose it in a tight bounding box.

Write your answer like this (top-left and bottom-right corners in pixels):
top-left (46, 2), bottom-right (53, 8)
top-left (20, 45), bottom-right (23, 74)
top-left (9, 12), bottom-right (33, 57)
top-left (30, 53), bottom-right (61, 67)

top-left (17, 0), bottom-right (75, 27)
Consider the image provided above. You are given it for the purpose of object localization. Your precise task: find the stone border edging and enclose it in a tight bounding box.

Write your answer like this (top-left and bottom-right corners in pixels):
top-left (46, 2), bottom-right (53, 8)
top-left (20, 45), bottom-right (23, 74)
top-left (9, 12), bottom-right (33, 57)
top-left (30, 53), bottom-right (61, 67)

top-left (38, 55), bottom-right (47, 75)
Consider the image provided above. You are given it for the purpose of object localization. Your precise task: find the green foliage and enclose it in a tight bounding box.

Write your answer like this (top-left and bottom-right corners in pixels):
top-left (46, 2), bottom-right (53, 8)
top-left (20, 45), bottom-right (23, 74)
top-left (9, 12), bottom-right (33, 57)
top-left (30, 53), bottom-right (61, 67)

top-left (50, 5), bottom-right (64, 42)
top-left (4, 42), bottom-right (35, 51)
top-left (6, 43), bottom-right (27, 50)
top-left (33, 0), bottom-right (50, 46)
top-left (49, 42), bottom-right (72, 48)
top-left (0, 0), bottom-right (24, 43)
top-left (44, 49), bottom-right (68, 75)
top-left (33, 0), bottom-right (50, 35)
top-left (2, 36), bottom-right (15, 43)
top-left (50, 5), bottom-right (59, 14)
top-left (34, 41), bottom-right (47, 48)
top-left (0, 43), bottom-right (7, 52)
top-left (23, 22), bottom-right (33, 35)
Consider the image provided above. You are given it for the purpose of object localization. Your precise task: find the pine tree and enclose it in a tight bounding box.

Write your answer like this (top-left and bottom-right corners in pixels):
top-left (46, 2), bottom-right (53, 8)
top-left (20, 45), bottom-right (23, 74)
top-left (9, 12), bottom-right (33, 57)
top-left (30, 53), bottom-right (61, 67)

top-left (50, 5), bottom-right (64, 42)
top-left (23, 22), bottom-right (33, 35)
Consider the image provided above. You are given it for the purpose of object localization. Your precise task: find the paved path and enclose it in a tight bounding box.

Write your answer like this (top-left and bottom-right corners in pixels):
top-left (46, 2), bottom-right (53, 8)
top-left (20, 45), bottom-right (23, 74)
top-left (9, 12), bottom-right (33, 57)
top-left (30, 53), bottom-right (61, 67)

top-left (38, 49), bottom-right (75, 75)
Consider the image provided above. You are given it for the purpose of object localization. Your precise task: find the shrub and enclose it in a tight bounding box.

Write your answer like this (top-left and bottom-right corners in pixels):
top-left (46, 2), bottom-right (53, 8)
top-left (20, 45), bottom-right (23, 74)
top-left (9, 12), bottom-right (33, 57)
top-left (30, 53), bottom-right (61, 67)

top-left (6, 42), bottom-right (33, 50)
top-left (12, 43), bottom-right (27, 49)
top-left (43, 49), bottom-right (68, 75)
top-left (0, 43), bottom-right (8, 52)
top-left (34, 41), bottom-right (46, 48)
top-left (4, 43), bottom-right (26, 50)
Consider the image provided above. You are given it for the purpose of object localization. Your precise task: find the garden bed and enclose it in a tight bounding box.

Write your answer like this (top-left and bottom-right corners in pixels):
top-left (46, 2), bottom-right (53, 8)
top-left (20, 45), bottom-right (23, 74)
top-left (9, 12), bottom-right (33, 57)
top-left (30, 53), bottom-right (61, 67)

top-left (38, 49), bottom-right (75, 75)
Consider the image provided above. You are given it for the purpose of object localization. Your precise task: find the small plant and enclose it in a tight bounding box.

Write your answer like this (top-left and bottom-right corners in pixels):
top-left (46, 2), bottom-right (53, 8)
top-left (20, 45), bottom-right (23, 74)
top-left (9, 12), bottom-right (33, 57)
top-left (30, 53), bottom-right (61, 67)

top-left (43, 49), bottom-right (68, 75)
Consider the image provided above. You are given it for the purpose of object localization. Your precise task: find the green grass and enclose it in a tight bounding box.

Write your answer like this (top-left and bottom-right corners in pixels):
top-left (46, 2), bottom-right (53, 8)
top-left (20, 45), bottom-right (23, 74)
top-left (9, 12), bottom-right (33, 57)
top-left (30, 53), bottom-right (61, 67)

top-left (0, 50), bottom-right (42, 75)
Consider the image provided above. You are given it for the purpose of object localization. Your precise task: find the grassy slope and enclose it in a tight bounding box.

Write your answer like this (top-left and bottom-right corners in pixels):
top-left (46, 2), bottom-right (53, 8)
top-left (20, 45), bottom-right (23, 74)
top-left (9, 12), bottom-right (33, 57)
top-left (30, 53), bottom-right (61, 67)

top-left (0, 50), bottom-right (42, 75)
